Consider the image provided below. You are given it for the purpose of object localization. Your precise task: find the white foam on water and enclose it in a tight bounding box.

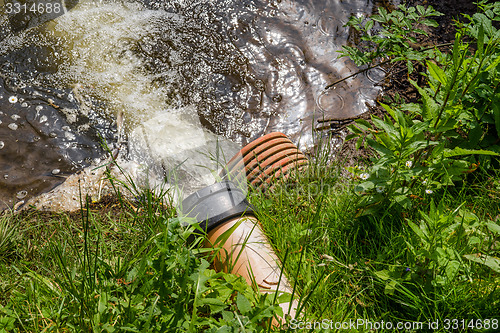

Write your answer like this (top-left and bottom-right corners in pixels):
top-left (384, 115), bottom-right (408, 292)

top-left (47, 0), bottom-right (241, 198)
top-left (50, 0), bottom-right (169, 125)
top-left (128, 106), bottom-right (242, 198)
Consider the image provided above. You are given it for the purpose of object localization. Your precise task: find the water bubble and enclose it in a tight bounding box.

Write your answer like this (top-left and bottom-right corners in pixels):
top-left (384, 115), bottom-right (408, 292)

top-left (16, 190), bottom-right (28, 200)
top-left (3, 175), bottom-right (7, 179)
top-left (365, 67), bottom-right (386, 84)
top-left (51, 169), bottom-right (61, 175)
top-left (317, 90), bottom-right (345, 112)
top-left (65, 132), bottom-right (76, 140)
top-left (0, 141), bottom-right (4, 149)
top-left (36, 105), bottom-right (44, 112)
top-left (8, 123), bottom-right (18, 130)
top-left (271, 94), bottom-right (282, 103)
top-left (11, 114), bottom-right (21, 121)
top-left (21, 102), bottom-right (28, 107)
top-left (254, 79), bottom-right (265, 91)
top-left (49, 132), bottom-right (57, 138)
top-left (8, 96), bottom-right (17, 103)
top-left (231, 83), bottom-right (242, 92)
top-left (40, 115), bottom-right (48, 123)
top-left (236, 56), bottom-right (246, 65)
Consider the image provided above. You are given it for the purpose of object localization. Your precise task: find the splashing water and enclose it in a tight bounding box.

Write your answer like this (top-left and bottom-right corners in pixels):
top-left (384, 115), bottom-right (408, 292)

top-left (0, 0), bottom-right (387, 208)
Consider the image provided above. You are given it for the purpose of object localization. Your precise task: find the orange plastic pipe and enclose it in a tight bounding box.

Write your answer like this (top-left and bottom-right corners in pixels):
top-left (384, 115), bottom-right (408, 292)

top-left (206, 215), bottom-right (298, 324)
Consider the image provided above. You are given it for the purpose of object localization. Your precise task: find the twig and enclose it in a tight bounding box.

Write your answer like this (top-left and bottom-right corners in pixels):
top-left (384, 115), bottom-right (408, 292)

top-left (325, 42), bottom-right (453, 90)
top-left (325, 59), bottom-right (390, 90)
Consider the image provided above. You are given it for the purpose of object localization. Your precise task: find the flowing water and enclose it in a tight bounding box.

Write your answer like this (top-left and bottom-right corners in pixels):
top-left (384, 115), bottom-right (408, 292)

top-left (0, 0), bottom-right (389, 209)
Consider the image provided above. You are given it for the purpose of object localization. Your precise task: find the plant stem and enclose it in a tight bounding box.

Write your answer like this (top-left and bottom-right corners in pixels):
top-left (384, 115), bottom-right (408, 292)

top-left (433, 42), bottom-right (468, 129)
top-left (325, 59), bottom-right (390, 90)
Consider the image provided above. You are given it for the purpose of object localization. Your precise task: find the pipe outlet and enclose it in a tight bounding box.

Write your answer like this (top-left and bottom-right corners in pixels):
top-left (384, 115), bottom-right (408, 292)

top-left (181, 181), bottom-right (297, 324)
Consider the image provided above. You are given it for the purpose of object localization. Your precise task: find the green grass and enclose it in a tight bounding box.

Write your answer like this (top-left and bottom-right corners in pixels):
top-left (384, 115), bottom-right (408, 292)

top-left (249, 148), bottom-right (500, 332)
top-left (0, 185), bottom-right (284, 332)
top-left (0, 138), bottom-right (497, 332)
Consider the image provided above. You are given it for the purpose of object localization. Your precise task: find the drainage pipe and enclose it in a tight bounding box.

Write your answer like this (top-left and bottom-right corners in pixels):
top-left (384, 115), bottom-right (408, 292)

top-left (220, 132), bottom-right (308, 191)
top-left (182, 132), bottom-right (307, 325)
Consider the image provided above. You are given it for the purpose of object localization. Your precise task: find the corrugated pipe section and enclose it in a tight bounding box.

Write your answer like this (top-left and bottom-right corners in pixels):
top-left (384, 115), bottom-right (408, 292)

top-left (182, 132), bottom-right (307, 325)
top-left (220, 132), bottom-right (308, 191)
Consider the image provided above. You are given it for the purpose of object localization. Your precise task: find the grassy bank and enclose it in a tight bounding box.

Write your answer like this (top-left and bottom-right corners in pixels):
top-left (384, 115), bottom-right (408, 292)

top-left (1, 1), bottom-right (500, 332)
top-left (0, 143), bottom-right (498, 332)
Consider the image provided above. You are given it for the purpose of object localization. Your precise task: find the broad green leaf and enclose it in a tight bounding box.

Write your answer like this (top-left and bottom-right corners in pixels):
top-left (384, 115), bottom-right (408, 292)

top-left (493, 103), bottom-right (500, 138)
top-left (484, 54), bottom-right (500, 72)
top-left (394, 195), bottom-right (411, 209)
top-left (421, 19), bottom-right (439, 28)
top-left (416, 5), bottom-right (425, 15)
top-left (464, 254), bottom-right (500, 273)
top-left (372, 117), bottom-right (398, 137)
top-left (380, 103), bottom-right (405, 126)
top-left (366, 137), bottom-right (394, 156)
top-left (477, 23), bottom-right (485, 57)
top-left (410, 80), bottom-right (439, 120)
top-left (356, 136), bottom-right (364, 150)
top-left (467, 124), bottom-right (483, 147)
top-left (443, 147), bottom-right (499, 157)
top-left (407, 60), bottom-right (414, 74)
top-left (427, 61), bottom-right (447, 86)
top-left (365, 20), bottom-right (374, 31)
top-left (393, 107), bottom-right (408, 128)
top-left (354, 118), bottom-right (373, 131)
top-left (411, 120), bottom-right (430, 135)
top-left (401, 103), bottom-right (422, 114)
top-left (407, 220), bottom-right (428, 242)
top-left (374, 270), bottom-right (391, 281)
top-left (473, 13), bottom-right (494, 37)
top-left (377, 132), bottom-right (397, 151)
top-left (355, 181), bottom-right (375, 192)
top-left (445, 260), bottom-right (460, 281)
top-left (404, 140), bottom-right (436, 156)
top-left (384, 280), bottom-right (397, 295)
top-left (371, 15), bottom-right (384, 23)
top-left (347, 124), bottom-right (363, 134)
top-left (379, 7), bottom-right (388, 21)
top-left (345, 133), bottom-right (358, 141)
top-left (236, 293), bottom-right (252, 314)
top-left (486, 222), bottom-right (500, 235)
top-left (200, 298), bottom-right (227, 313)
top-left (434, 118), bottom-right (457, 133)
